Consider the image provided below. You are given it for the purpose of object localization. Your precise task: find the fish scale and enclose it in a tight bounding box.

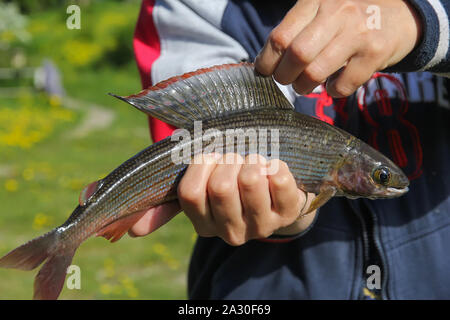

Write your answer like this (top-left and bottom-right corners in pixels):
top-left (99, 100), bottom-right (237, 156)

top-left (0, 62), bottom-right (409, 300)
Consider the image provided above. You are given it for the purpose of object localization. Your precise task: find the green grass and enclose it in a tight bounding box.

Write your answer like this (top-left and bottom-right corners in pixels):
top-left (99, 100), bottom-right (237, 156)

top-left (0, 1), bottom-right (196, 299)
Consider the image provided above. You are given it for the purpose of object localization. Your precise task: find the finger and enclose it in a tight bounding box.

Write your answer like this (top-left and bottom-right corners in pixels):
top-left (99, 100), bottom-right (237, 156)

top-left (207, 153), bottom-right (246, 245)
top-left (255, 0), bottom-right (320, 76)
top-left (295, 204), bottom-right (317, 229)
top-left (292, 32), bottom-right (359, 95)
top-left (275, 189), bottom-right (317, 232)
top-left (273, 7), bottom-right (341, 85)
top-left (237, 154), bottom-right (275, 240)
top-left (129, 201), bottom-right (182, 237)
top-left (325, 55), bottom-right (378, 98)
top-left (266, 160), bottom-right (301, 226)
top-left (299, 189), bottom-right (316, 216)
top-left (177, 153), bottom-right (219, 236)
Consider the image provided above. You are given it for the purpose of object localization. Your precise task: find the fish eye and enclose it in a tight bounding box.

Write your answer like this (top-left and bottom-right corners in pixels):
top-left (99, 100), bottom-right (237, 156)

top-left (373, 166), bottom-right (391, 185)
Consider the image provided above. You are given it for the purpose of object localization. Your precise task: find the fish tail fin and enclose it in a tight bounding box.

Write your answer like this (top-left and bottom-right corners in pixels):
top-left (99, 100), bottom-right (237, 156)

top-left (0, 230), bottom-right (58, 271)
top-left (0, 229), bottom-right (77, 300)
top-left (33, 248), bottom-right (76, 300)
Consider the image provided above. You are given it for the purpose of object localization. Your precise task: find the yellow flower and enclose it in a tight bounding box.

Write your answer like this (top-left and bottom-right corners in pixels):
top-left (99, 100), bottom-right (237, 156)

top-left (32, 213), bottom-right (53, 230)
top-left (112, 284), bottom-right (122, 295)
top-left (152, 242), bottom-right (167, 255)
top-left (62, 40), bottom-right (103, 67)
top-left (100, 284), bottom-right (112, 295)
top-left (49, 95), bottom-right (61, 107)
top-left (165, 257), bottom-right (180, 271)
top-left (127, 288), bottom-right (139, 298)
top-left (0, 96), bottom-right (74, 149)
top-left (152, 242), bottom-right (179, 270)
top-left (103, 258), bottom-right (115, 278)
top-left (50, 107), bottom-right (74, 121)
top-left (120, 275), bottom-right (139, 298)
top-left (22, 168), bottom-right (35, 181)
top-left (4, 179), bottom-right (18, 192)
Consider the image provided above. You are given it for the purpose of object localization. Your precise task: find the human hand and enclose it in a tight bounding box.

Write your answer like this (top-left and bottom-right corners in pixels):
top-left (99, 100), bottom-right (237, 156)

top-left (130, 153), bottom-right (317, 245)
top-left (255, 0), bottom-right (422, 97)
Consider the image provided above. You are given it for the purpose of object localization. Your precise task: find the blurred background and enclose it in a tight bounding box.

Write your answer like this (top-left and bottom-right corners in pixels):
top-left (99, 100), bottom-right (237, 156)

top-left (0, 0), bottom-right (195, 299)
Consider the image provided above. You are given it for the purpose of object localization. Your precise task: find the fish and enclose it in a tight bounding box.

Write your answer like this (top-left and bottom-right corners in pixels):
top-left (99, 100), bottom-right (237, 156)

top-left (0, 62), bottom-right (409, 299)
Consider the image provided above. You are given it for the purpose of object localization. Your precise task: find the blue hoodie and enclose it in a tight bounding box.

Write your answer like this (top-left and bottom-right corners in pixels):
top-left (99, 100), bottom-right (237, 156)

top-left (134, 0), bottom-right (450, 299)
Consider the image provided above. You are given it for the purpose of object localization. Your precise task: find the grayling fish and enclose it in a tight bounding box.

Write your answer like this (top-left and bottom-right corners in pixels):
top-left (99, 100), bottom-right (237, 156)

top-left (0, 63), bottom-right (409, 299)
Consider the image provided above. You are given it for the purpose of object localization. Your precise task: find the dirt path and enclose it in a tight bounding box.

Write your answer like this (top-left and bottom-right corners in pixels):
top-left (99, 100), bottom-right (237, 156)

top-left (63, 97), bottom-right (116, 139)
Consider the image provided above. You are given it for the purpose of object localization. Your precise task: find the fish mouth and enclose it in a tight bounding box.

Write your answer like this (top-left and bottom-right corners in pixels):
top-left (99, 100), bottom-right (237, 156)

top-left (386, 186), bottom-right (409, 197)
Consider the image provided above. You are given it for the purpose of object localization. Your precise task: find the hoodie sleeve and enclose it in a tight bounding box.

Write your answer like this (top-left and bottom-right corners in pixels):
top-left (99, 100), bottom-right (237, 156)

top-left (386, 0), bottom-right (450, 76)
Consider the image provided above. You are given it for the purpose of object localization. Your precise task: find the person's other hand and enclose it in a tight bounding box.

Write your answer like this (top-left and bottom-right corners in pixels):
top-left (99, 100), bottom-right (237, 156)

top-left (130, 153), bottom-right (317, 246)
top-left (255, 0), bottom-right (422, 97)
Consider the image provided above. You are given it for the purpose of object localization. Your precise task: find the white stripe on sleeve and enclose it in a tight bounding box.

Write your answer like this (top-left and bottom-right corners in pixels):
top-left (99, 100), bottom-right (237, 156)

top-left (422, 0), bottom-right (449, 70)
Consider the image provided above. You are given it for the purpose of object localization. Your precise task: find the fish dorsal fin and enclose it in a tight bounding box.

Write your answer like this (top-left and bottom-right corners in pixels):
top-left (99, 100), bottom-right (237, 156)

top-left (110, 62), bottom-right (293, 128)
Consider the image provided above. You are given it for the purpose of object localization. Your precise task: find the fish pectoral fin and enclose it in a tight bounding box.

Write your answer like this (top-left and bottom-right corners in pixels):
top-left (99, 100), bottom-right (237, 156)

top-left (97, 202), bottom-right (182, 243)
top-left (79, 179), bottom-right (103, 206)
top-left (303, 186), bottom-right (336, 215)
top-left (96, 210), bottom-right (147, 243)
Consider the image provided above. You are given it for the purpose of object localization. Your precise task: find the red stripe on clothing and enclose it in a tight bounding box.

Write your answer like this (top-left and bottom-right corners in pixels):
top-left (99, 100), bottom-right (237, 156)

top-left (387, 130), bottom-right (408, 168)
top-left (257, 237), bottom-right (297, 244)
top-left (134, 0), bottom-right (175, 142)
